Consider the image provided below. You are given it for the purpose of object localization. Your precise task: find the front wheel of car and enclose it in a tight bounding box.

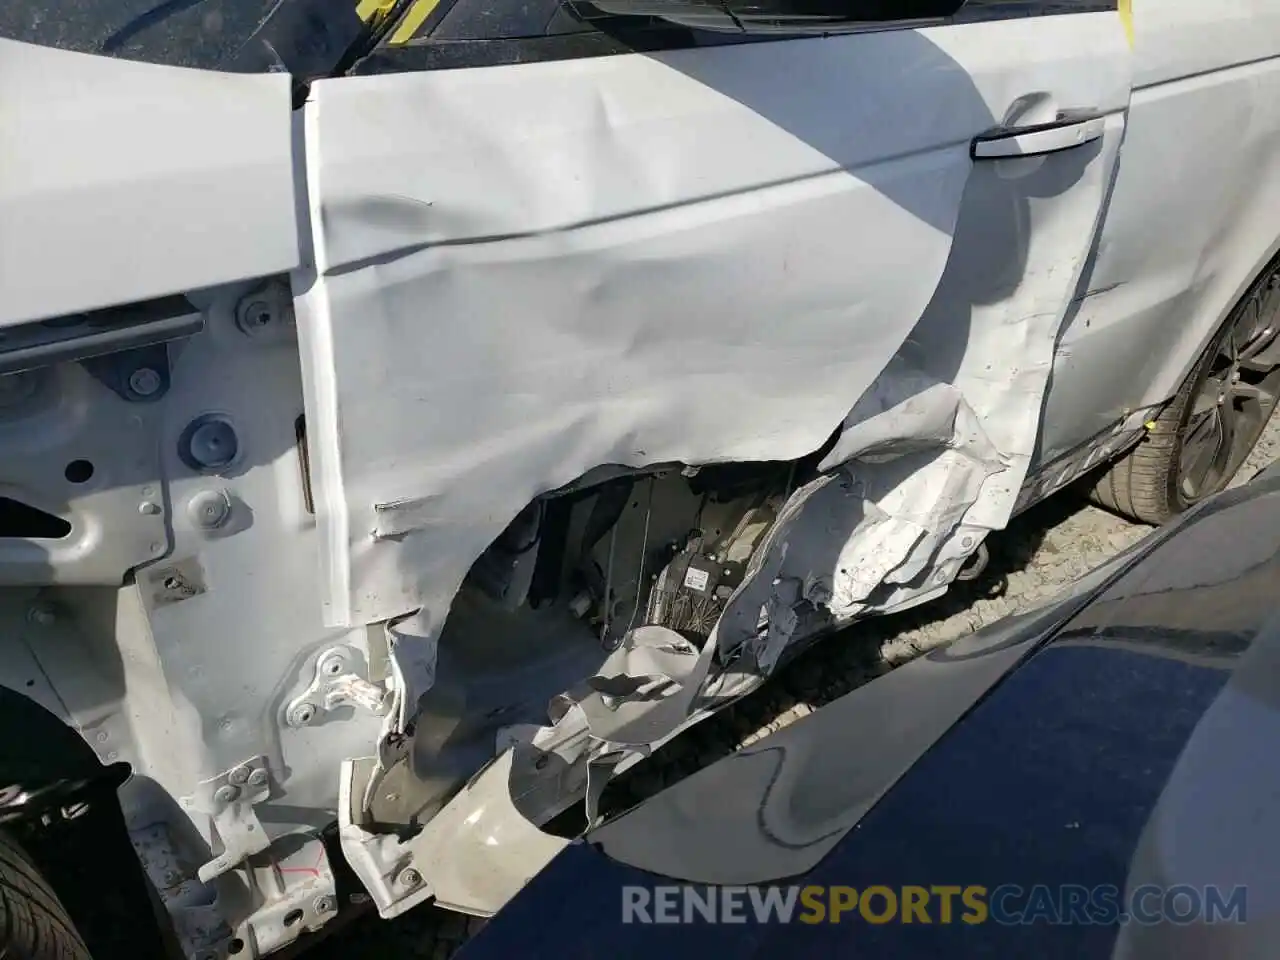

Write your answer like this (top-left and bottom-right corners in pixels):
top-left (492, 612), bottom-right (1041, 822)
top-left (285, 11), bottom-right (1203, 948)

top-left (0, 831), bottom-right (90, 960)
top-left (1093, 261), bottom-right (1280, 524)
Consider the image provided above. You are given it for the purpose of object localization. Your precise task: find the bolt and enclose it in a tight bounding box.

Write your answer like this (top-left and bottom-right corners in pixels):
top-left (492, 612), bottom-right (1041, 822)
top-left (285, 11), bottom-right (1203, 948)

top-left (246, 768), bottom-right (269, 788)
top-left (128, 367), bottom-right (162, 397)
top-left (313, 895), bottom-right (336, 914)
top-left (320, 654), bottom-right (345, 677)
top-left (95, 731), bottom-right (109, 744)
top-left (187, 490), bottom-right (232, 530)
top-left (213, 784), bottom-right (239, 804)
top-left (237, 300), bottom-right (275, 334)
top-left (228, 766), bottom-right (250, 786)
top-left (961, 536), bottom-right (974, 549)
top-left (139, 501), bottom-right (161, 516)
top-left (397, 868), bottom-right (422, 889)
top-left (288, 702), bottom-right (317, 726)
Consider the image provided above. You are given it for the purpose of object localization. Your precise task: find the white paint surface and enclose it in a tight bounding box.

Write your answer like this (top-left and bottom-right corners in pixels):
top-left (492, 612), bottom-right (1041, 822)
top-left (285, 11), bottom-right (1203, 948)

top-left (1043, 0), bottom-right (1280, 459)
top-left (0, 40), bottom-right (299, 327)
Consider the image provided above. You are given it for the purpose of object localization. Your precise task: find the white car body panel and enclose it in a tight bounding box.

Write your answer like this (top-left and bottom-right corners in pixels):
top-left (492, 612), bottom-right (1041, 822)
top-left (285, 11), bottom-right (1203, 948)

top-left (0, 40), bottom-right (299, 328)
top-left (1043, 0), bottom-right (1280, 460)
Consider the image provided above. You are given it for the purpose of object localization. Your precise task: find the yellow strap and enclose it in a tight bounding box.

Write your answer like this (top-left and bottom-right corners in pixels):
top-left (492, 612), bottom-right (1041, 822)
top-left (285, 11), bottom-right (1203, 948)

top-left (388, 0), bottom-right (443, 43)
top-left (1119, 0), bottom-right (1134, 48)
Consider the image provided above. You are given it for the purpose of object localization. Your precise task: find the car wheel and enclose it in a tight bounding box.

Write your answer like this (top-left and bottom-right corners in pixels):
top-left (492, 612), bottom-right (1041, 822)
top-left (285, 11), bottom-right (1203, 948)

top-left (0, 830), bottom-right (89, 960)
top-left (1093, 261), bottom-right (1280, 524)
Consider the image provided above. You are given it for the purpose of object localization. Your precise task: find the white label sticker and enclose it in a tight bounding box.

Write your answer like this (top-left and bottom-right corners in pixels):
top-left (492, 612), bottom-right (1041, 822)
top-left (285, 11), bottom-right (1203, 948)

top-left (683, 566), bottom-right (710, 592)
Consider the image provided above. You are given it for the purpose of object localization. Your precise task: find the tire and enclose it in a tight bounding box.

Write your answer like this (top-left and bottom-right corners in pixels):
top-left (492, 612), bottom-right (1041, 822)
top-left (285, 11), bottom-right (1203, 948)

top-left (1092, 259), bottom-right (1280, 524)
top-left (0, 831), bottom-right (90, 960)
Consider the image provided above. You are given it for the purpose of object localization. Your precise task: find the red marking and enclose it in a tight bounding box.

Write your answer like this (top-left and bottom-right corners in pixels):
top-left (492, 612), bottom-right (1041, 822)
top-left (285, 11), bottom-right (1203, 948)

top-left (278, 844), bottom-right (326, 879)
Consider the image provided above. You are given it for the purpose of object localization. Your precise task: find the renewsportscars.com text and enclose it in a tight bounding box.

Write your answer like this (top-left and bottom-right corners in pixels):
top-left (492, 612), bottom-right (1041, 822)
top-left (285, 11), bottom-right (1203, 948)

top-left (621, 884), bottom-right (1247, 926)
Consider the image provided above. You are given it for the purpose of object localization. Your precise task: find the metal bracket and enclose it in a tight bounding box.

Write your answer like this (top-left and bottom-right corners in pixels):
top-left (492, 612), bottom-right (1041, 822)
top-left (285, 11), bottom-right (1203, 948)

top-left (187, 756), bottom-right (272, 883)
top-left (143, 805), bottom-right (339, 959)
top-left (81, 342), bottom-right (173, 403)
top-left (230, 834), bottom-right (337, 959)
top-left (285, 645), bottom-right (391, 728)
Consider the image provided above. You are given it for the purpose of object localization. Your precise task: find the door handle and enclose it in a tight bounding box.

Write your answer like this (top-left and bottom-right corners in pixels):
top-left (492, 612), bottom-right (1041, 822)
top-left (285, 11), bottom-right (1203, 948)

top-left (971, 114), bottom-right (1106, 160)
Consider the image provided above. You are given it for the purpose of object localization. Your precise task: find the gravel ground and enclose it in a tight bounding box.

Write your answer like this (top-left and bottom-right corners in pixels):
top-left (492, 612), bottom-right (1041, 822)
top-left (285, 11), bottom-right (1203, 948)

top-left (308, 413), bottom-right (1280, 959)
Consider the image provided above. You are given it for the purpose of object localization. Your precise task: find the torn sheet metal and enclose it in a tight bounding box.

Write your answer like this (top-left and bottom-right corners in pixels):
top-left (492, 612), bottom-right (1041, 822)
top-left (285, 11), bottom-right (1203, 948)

top-left (295, 15), bottom-right (1133, 631)
top-left (820, 112), bottom-right (1131, 624)
top-left (705, 106), bottom-right (1134, 669)
top-left (509, 114), bottom-right (1133, 854)
top-left (515, 39), bottom-right (1132, 795)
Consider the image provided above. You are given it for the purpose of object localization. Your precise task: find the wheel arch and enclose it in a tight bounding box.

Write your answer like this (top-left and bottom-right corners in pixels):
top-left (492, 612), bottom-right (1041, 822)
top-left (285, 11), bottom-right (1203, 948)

top-left (1153, 234), bottom-right (1280, 414)
top-left (0, 681), bottom-right (180, 960)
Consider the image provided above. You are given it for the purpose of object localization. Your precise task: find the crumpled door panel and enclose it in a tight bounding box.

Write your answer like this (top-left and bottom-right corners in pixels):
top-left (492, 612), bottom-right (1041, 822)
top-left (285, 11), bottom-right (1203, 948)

top-left (295, 15), bottom-right (1130, 637)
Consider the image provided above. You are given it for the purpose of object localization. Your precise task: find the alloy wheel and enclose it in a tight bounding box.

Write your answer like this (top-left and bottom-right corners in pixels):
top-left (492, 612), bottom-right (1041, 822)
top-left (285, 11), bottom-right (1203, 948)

top-left (1179, 272), bottom-right (1280, 502)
